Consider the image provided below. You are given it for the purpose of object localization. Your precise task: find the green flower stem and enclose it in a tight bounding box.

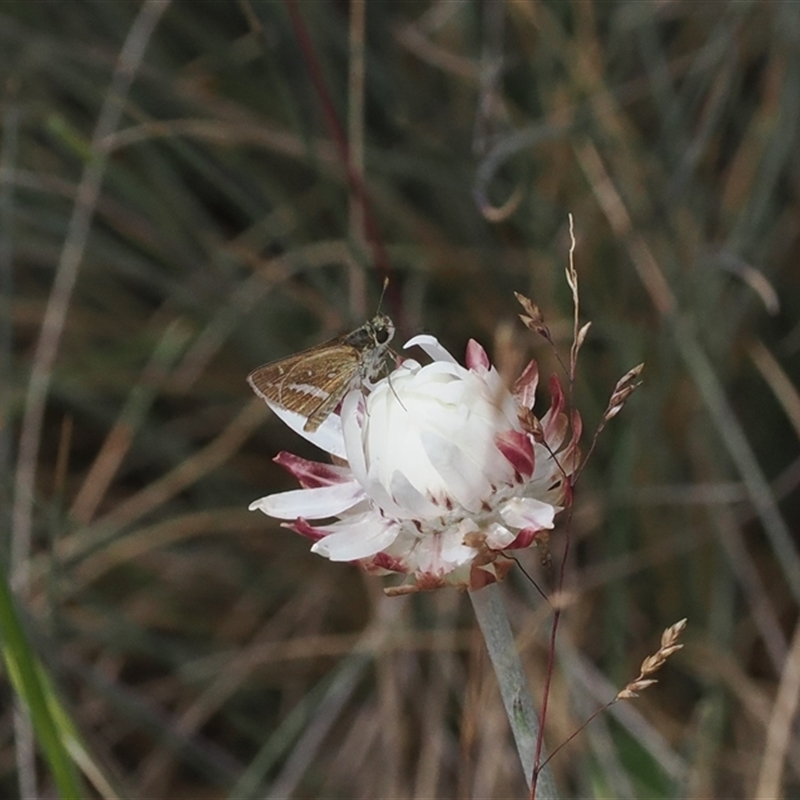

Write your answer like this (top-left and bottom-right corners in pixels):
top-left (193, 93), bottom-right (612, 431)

top-left (469, 583), bottom-right (559, 799)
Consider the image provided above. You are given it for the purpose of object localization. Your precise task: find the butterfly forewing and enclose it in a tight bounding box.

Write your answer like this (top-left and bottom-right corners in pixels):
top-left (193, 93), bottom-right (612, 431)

top-left (247, 314), bottom-right (394, 432)
top-left (248, 346), bottom-right (361, 431)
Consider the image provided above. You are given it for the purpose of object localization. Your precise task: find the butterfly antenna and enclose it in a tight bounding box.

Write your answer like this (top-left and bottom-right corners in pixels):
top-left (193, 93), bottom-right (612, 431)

top-left (377, 277), bottom-right (390, 314)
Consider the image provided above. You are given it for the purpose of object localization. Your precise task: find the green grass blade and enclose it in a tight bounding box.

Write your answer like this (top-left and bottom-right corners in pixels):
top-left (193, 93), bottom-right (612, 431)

top-left (0, 568), bottom-right (85, 799)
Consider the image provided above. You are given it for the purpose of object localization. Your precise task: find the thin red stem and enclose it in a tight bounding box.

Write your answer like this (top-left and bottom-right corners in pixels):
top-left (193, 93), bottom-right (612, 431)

top-left (282, 0), bottom-right (395, 308)
top-left (530, 499), bottom-right (574, 800)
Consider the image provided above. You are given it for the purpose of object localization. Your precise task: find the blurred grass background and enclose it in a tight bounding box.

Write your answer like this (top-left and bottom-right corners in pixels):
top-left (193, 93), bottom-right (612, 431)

top-left (2, 0), bottom-right (800, 797)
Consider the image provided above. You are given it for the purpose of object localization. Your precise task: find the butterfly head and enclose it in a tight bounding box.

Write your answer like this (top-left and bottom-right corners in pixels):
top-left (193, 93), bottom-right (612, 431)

top-left (368, 313), bottom-right (395, 347)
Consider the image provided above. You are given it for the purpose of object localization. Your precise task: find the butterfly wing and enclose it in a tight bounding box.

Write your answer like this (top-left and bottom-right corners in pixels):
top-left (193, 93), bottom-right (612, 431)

top-left (248, 345), bottom-right (362, 431)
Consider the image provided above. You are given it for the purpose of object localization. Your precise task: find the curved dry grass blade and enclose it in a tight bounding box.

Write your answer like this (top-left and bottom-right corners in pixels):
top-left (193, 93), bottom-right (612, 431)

top-left (12, 0), bottom-right (171, 591)
top-left (755, 617), bottom-right (800, 799)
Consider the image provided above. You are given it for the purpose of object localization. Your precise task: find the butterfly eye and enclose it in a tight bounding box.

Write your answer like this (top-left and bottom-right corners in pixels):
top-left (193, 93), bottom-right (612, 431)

top-left (375, 327), bottom-right (391, 344)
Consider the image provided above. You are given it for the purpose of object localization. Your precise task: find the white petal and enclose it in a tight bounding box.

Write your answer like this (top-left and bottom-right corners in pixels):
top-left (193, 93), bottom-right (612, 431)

top-left (403, 334), bottom-right (458, 364)
top-left (485, 522), bottom-right (516, 549)
top-left (499, 497), bottom-right (556, 530)
top-left (409, 522), bottom-right (477, 575)
top-left (421, 430), bottom-right (491, 513)
top-left (341, 390), bottom-right (367, 479)
top-left (387, 469), bottom-right (440, 518)
top-left (268, 402), bottom-right (347, 459)
top-left (439, 523), bottom-right (480, 564)
top-left (311, 514), bottom-right (399, 561)
top-left (250, 481), bottom-right (364, 520)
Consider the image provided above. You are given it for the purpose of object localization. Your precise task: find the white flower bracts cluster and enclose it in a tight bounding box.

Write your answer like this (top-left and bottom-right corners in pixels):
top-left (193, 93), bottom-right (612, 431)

top-left (250, 334), bottom-right (580, 594)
